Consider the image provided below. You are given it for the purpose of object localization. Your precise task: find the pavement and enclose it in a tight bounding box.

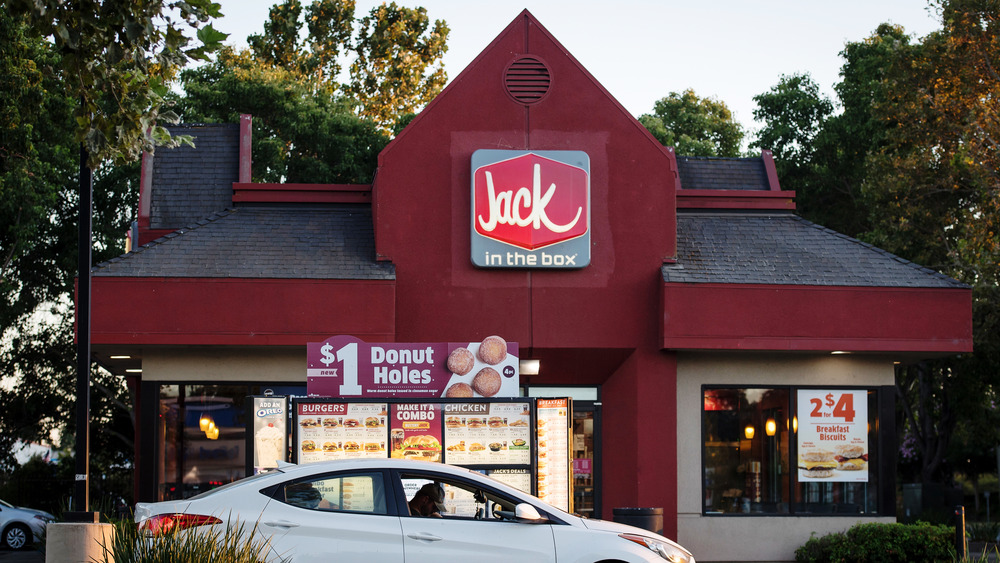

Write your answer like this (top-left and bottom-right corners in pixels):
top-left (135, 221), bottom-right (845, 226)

top-left (0, 547), bottom-right (43, 563)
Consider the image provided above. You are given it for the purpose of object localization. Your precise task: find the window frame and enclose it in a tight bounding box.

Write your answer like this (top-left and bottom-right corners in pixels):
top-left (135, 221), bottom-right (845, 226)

top-left (700, 384), bottom-right (895, 517)
top-left (266, 469), bottom-right (397, 516)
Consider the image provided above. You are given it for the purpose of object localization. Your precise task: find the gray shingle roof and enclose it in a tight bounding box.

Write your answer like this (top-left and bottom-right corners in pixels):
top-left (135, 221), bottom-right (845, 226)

top-left (150, 124), bottom-right (240, 230)
top-left (676, 156), bottom-right (769, 191)
top-left (664, 212), bottom-right (967, 288)
top-left (95, 205), bottom-right (395, 280)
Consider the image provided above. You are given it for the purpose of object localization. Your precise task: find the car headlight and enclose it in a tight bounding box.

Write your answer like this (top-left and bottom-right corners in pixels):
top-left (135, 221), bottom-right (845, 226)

top-left (33, 515), bottom-right (52, 524)
top-left (619, 533), bottom-right (694, 563)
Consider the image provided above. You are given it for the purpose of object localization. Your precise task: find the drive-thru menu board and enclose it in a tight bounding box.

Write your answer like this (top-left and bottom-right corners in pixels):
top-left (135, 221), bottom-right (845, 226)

top-left (536, 398), bottom-right (571, 511)
top-left (283, 395), bottom-right (573, 514)
top-left (296, 402), bottom-right (388, 463)
top-left (442, 402), bottom-right (531, 465)
top-left (797, 389), bottom-right (868, 482)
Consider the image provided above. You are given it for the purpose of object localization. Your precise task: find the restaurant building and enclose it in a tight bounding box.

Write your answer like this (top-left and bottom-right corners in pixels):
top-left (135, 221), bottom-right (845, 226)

top-left (88, 11), bottom-right (972, 561)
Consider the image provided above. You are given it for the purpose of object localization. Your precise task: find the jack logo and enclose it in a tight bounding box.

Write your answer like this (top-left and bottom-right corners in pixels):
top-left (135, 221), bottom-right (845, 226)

top-left (472, 152), bottom-right (589, 255)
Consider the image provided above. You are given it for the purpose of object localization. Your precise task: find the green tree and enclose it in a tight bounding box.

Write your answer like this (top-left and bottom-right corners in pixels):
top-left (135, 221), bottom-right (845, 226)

top-left (5, 0), bottom-right (227, 166)
top-left (246, 0), bottom-right (448, 131)
top-left (864, 0), bottom-right (1000, 485)
top-left (639, 89), bottom-right (744, 157)
top-left (752, 25), bottom-right (912, 238)
top-left (0, 8), bottom-right (153, 502)
top-left (750, 73), bottom-right (838, 228)
top-left (178, 47), bottom-right (389, 184)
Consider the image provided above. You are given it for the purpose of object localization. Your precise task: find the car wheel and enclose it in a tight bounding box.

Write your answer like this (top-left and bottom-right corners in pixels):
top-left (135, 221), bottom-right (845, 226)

top-left (3, 523), bottom-right (31, 550)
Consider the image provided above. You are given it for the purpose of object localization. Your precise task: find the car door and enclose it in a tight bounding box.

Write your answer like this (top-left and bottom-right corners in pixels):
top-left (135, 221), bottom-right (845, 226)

top-left (395, 472), bottom-right (556, 563)
top-left (257, 470), bottom-right (404, 563)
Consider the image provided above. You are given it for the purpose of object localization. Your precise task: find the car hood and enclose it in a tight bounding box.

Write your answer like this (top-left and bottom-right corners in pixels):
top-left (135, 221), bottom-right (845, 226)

top-left (579, 518), bottom-right (691, 553)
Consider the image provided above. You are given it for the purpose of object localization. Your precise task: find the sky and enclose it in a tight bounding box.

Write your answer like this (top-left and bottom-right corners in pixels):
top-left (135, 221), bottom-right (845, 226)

top-left (209, 0), bottom-right (942, 136)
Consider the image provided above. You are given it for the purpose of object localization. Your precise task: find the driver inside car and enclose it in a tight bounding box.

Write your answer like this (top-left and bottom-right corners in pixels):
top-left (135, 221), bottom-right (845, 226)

top-left (409, 483), bottom-right (446, 517)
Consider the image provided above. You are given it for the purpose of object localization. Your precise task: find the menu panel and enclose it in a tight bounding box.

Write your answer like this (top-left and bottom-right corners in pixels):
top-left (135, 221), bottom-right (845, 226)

top-left (442, 402), bottom-right (531, 465)
top-left (296, 402), bottom-right (388, 463)
top-left (536, 398), bottom-right (571, 511)
top-left (390, 403), bottom-right (443, 462)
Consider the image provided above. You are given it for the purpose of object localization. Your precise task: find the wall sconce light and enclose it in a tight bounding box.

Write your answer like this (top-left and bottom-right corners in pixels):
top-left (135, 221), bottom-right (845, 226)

top-left (792, 416), bottom-right (798, 433)
top-left (199, 413), bottom-right (214, 432)
top-left (765, 418), bottom-right (777, 436)
top-left (744, 425), bottom-right (755, 439)
top-left (519, 359), bottom-right (540, 375)
top-left (206, 425), bottom-right (220, 440)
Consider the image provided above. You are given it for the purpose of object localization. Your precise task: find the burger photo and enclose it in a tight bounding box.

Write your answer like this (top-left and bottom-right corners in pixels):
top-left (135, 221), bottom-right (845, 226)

top-left (364, 442), bottom-right (381, 453)
top-left (343, 441), bottom-right (361, 452)
top-left (467, 418), bottom-right (486, 429)
top-left (321, 418), bottom-right (338, 428)
top-left (322, 441), bottom-right (339, 452)
top-left (798, 448), bottom-right (837, 478)
top-left (365, 417), bottom-right (382, 428)
top-left (834, 444), bottom-right (868, 471)
top-left (445, 416), bottom-right (463, 428)
top-left (469, 442), bottom-right (485, 452)
top-left (400, 435), bottom-right (442, 462)
top-left (487, 417), bottom-right (506, 428)
top-left (299, 418), bottom-right (320, 428)
top-left (301, 440), bottom-right (317, 452)
top-left (343, 418), bottom-right (361, 428)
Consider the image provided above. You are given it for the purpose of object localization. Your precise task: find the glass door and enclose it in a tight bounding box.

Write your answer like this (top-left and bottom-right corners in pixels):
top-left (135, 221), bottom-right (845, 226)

top-left (572, 405), bottom-right (600, 517)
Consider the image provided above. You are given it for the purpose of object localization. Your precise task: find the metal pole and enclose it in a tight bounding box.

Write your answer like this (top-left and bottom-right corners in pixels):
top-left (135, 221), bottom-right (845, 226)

top-left (74, 143), bottom-right (92, 513)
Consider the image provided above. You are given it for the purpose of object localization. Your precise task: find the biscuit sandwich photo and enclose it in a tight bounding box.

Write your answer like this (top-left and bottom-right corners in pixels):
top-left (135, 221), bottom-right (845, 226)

top-left (798, 448), bottom-right (837, 478)
top-left (834, 444), bottom-right (867, 471)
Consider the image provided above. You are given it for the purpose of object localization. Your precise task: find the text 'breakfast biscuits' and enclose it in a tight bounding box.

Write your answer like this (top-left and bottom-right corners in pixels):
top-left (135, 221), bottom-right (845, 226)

top-left (478, 335), bottom-right (507, 365)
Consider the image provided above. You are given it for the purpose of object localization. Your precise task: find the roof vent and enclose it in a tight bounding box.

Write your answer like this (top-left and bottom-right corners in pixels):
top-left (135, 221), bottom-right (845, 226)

top-left (504, 56), bottom-right (551, 105)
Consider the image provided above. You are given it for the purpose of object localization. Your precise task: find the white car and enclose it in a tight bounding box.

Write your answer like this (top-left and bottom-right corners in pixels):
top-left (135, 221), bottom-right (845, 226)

top-left (135, 458), bottom-right (694, 563)
top-left (0, 499), bottom-right (54, 550)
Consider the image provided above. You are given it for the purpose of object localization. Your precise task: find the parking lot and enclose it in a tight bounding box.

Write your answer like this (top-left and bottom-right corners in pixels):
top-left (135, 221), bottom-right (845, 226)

top-left (0, 548), bottom-right (42, 563)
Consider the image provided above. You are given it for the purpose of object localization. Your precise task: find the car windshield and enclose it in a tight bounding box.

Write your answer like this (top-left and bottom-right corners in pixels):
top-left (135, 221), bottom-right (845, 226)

top-left (187, 469), bottom-right (284, 500)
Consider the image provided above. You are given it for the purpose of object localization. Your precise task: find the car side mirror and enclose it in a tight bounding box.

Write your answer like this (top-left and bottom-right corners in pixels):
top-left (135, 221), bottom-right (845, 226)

top-left (514, 503), bottom-right (546, 523)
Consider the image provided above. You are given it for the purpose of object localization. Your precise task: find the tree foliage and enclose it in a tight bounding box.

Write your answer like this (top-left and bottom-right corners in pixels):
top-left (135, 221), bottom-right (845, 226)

top-left (246, 0), bottom-right (448, 131)
top-left (639, 89), bottom-right (744, 157)
top-left (864, 0), bottom-right (1000, 485)
top-left (179, 47), bottom-right (389, 184)
top-left (0, 10), bottom-right (148, 496)
top-left (754, 0), bottom-right (1000, 486)
top-left (4, 0), bottom-right (227, 167)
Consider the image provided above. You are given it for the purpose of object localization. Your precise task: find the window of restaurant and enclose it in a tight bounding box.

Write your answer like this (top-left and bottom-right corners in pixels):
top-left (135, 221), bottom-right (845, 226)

top-left (702, 386), bottom-right (885, 516)
top-left (155, 383), bottom-right (305, 501)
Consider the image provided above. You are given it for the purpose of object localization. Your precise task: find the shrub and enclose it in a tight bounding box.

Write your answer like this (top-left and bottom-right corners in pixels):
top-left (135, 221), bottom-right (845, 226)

top-left (966, 521), bottom-right (1000, 542)
top-left (96, 517), bottom-right (274, 563)
top-left (795, 521), bottom-right (955, 563)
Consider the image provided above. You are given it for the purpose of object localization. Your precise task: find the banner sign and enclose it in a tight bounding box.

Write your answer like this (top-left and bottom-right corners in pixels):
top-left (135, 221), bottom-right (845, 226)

top-left (471, 150), bottom-right (590, 269)
top-left (307, 335), bottom-right (519, 398)
top-left (250, 395), bottom-right (288, 473)
top-left (796, 390), bottom-right (868, 482)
